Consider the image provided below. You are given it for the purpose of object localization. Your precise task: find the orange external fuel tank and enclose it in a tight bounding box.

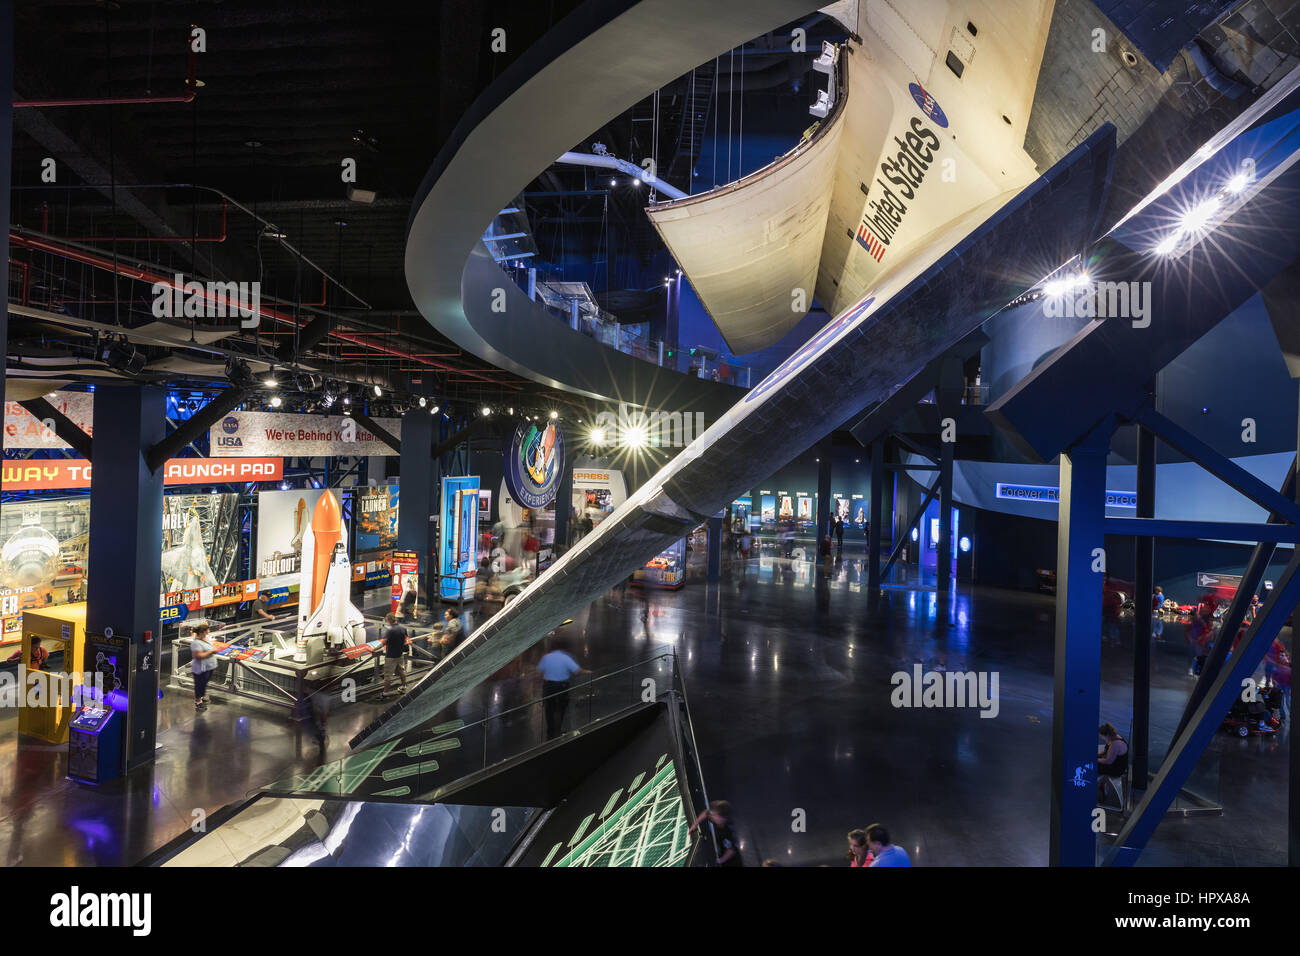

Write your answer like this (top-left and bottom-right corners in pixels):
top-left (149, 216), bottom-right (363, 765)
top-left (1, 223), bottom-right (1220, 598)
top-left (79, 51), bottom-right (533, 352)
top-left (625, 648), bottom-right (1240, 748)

top-left (309, 491), bottom-right (343, 613)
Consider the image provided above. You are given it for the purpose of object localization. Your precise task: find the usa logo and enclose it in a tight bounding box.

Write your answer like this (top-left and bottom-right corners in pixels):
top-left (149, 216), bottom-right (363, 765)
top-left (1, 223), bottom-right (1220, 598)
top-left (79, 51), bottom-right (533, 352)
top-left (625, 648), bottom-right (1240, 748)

top-left (221, 416), bottom-right (239, 435)
top-left (908, 82), bottom-right (948, 128)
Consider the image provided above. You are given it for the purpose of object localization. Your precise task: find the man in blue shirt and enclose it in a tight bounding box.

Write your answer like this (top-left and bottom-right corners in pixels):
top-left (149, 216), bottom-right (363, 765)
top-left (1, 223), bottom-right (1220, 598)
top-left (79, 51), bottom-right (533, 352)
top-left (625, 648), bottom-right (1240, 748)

top-left (537, 638), bottom-right (589, 738)
top-left (866, 823), bottom-right (911, 867)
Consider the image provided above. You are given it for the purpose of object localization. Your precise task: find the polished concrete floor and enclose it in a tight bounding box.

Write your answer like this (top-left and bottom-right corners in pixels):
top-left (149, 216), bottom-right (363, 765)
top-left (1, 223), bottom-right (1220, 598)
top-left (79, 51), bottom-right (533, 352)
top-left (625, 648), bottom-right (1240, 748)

top-left (0, 548), bottom-right (1288, 866)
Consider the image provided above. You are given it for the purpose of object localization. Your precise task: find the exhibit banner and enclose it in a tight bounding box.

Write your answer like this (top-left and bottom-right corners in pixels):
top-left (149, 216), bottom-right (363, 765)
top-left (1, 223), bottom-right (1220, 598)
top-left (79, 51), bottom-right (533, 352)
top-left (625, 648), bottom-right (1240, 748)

top-left (162, 580), bottom-right (259, 613)
top-left (353, 485), bottom-right (398, 587)
top-left (210, 411), bottom-right (401, 457)
top-left (0, 498), bottom-right (91, 643)
top-left (2, 457), bottom-right (283, 491)
top-left (160, 493), bottom-right (241, 595)
top-left (439, 476), bottom-right (479, 601)
top-left (255, 488), bottom-right (349, 590)
top-left (4, 392), bottom-right (94, 449)
top-left (391, 549), bottom-right (419, 614)
top-left (503, 419), bottom-right (564, 508)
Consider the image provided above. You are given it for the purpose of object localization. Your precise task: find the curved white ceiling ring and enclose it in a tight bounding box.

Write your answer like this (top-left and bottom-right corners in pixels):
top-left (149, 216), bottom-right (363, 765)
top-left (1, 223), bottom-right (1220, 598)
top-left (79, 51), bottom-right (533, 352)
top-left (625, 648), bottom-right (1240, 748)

top-left (404, 0), bottom-right (819, 410)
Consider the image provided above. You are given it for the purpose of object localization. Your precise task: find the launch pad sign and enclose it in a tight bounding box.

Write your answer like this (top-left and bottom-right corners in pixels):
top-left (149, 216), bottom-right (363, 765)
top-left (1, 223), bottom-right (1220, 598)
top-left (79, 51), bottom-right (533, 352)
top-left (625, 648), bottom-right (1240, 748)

top-left (2, 457), bottom-right (282, 491)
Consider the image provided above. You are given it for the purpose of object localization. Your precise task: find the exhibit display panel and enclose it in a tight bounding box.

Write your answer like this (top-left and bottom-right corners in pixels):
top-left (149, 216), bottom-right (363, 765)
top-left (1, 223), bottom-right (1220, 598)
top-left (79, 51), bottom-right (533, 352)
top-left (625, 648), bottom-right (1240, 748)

top-left (636, 538), bottom-right (686, 590)
top-left (255, 488), bottom-right (349, 592)
top-left (0, 498), bottom-right (90, 646)
top-left (439, 477), bottom-right (480, 601)
top-left (353, 484), bottom-right (399, 588)
top-left (160, 493), bottom-right (240, 595)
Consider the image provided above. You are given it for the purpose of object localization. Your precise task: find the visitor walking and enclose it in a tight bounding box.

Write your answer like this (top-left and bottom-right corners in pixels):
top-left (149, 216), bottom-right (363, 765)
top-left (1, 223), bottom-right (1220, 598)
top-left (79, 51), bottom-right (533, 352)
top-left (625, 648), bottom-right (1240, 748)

top-left (537, 636), bottom-right (590, 738)
top-left (380, 612), bottom-right (409, 699)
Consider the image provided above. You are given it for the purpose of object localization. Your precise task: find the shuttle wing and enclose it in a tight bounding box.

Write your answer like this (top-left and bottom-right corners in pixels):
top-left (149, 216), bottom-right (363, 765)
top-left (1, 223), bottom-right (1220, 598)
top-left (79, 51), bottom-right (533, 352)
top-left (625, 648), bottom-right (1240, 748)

top-left (646, 0), bottom-right (1054, 353)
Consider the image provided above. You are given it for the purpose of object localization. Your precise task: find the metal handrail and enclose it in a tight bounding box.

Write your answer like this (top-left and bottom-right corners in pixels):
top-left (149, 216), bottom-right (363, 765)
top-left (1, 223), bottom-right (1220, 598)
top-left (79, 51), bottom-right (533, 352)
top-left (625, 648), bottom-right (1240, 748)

top-left (421, 649), bottom-right (678, 742)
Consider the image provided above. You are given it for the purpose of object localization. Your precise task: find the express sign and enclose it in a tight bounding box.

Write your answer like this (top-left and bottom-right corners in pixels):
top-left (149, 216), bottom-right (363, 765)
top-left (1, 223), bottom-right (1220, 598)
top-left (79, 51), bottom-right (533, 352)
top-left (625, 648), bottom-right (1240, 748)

top-left (1, 457), bottom-right (283, 491)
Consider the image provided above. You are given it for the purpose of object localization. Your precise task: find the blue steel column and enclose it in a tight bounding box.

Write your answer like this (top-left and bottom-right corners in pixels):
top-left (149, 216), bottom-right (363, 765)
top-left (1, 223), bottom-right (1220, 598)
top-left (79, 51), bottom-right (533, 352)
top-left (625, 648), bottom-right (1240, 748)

top-left (1131, 420), bottom-right (1155, 790)
top-left (937, 431), bottom-right (954, 599)
top-left (1050, 421), bottom-right (1112, 866)
top-left (868, 439), bottom-right (884, 591)
top-left (815, 436), bottom-right (832, 544)
top-left (706, 514), bottom-right (723, 582)
top-left (397, 413), bottom-right (435, 599)
top-left (86, 385), bottom-right (165, 771)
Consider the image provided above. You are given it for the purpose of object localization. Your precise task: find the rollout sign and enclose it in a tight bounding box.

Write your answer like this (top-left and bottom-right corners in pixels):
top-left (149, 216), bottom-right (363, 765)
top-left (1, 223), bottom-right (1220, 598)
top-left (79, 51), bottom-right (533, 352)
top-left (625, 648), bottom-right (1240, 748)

top-left (1, 457), bottom-right (283, 491)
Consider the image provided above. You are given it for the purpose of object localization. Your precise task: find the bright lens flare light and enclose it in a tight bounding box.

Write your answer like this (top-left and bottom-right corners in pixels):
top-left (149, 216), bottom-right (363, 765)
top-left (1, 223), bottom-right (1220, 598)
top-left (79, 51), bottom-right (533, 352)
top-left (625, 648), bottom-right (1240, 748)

top-left (589, 427), bottom-right (606, 444)
top-left (1225, 171), bottom-right (1250, 195)
top-left (1042, 271), bottom-right (1091, 297)
top-left (1181, 195), bottom-right (1221, 233)
top-left (626, 425), bottom-right (648, 449)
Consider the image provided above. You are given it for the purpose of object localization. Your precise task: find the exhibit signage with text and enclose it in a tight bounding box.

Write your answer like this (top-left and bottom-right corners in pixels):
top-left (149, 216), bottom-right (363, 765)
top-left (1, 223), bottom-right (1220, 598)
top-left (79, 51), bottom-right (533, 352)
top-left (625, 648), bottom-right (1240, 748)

top-left (209, 411), bottom-right (402, 457)
top-left (1, 457), bottom-right (283, 491)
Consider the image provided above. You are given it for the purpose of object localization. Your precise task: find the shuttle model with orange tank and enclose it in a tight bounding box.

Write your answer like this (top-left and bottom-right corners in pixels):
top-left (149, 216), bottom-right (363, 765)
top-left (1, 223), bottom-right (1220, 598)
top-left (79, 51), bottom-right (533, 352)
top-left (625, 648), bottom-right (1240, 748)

top-left (294, 490), bottom-right (366, 663)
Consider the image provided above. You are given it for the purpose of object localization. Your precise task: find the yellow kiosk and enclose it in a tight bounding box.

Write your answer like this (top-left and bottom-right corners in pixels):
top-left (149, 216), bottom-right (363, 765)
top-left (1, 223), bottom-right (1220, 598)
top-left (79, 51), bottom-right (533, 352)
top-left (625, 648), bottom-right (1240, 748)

top-left (16, 603), bottom-right (87, 744)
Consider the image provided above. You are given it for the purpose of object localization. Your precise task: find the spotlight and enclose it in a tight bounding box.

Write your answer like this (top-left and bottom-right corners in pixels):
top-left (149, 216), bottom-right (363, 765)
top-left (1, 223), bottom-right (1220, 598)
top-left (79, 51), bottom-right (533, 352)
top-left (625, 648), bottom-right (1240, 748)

top-left (224, 356), bottom-right (254, 387)
top-left (482, 406), bottom-right (492, 416)
top-left (342, 394), bottom-right (351, 406)
top-left (264, 373), bottom-right (278, 388)
top-left (590, 427), bottom-right (607, 444)
top-left (97, 337), bottom-right (146, 375)
top-left (270, 395), bottom-right (282, 408)
top-left (609, 178), bottom-right (616, 187)
top-left (626, 425), bottom-right (647, 448)
top-left (430, 404), bottom-right (439, 414)
top-left (418, 396), bottom-right (427, 408)
top-left (1225, 171), bottom-right (1250, 195)
top-left (549, 410), bottom-right (558, 419)
top-left (372, 384), bottom-right (382, 397)
top-left (508, 407), bottom-right (514, 416)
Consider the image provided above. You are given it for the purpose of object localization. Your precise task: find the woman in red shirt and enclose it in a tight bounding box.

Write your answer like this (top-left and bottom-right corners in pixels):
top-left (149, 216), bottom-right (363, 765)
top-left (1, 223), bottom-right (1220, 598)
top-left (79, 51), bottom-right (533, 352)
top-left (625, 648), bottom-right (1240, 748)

top-left (848, 829), bottom-right (875, 867)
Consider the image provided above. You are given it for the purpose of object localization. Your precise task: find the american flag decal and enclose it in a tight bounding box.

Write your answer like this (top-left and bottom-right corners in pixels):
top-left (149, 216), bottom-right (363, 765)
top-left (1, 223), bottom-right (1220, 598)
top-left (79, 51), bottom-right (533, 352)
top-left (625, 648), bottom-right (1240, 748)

top-left (856, 223), bottom-right (886, 262)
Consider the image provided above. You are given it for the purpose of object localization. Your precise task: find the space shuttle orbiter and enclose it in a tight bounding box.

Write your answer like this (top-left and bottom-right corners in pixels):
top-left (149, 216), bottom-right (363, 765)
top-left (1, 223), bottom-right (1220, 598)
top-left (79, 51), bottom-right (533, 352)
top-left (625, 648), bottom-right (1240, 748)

top-left (294, 490), bottom-right (367, 662)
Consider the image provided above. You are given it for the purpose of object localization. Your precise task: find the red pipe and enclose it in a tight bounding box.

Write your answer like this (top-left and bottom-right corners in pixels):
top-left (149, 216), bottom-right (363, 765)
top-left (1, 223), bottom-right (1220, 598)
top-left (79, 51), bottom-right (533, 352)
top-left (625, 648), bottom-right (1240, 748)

top-left (14, 29), bottom-right (199, 109)
top-left (60, 200), bottom-right (227, 243)
top-left (8, 231), bottom-right (514, 386)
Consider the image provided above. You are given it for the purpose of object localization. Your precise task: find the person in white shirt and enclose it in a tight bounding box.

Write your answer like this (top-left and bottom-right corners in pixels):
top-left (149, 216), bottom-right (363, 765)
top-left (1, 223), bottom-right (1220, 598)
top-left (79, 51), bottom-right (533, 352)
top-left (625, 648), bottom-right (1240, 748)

top-left (189, 622), bottom-right (220, 711)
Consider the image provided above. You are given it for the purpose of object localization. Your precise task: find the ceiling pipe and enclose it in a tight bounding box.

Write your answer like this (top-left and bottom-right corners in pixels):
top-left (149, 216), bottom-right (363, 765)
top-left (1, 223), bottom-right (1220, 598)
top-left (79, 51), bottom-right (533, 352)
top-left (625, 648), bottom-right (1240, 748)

top-left (8, 230), bottom-right (513, 386)
top-left (13, 182), bottom-right (368, 310)
top-left (58, 199), bottom-right (227, 243)
top-left (13, 28), bottom-right (199, 108)
top-left (555, 151), bottom-right (688, 200)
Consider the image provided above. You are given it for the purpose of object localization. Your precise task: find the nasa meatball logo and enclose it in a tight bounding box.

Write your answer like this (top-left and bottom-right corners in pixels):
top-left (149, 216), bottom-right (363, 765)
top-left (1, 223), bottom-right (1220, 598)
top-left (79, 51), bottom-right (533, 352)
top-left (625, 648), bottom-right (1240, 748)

top-left (908, 82), bottom-right (948, 128)
top-left (221, 416), bottom-right (239, 435)
top-left (503, 419), bottom-right (564, 509)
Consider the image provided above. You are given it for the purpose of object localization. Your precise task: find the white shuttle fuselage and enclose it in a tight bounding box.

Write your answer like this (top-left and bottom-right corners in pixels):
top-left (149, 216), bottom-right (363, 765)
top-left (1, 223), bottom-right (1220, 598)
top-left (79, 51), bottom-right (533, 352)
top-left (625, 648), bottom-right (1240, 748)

top-left (294, 491), bottom-right (367, 662)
